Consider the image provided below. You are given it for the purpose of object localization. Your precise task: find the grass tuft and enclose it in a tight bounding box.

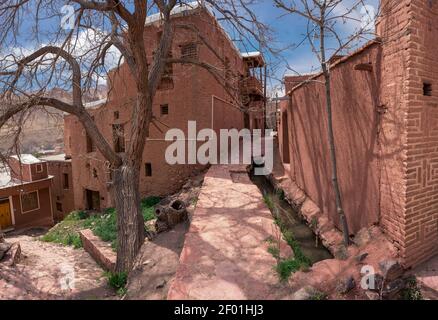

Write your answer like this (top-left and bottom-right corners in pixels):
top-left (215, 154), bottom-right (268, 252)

top-left (401, 276), bottom-right (423, 300)
top-left (105, 271), bottom-right (128, 296)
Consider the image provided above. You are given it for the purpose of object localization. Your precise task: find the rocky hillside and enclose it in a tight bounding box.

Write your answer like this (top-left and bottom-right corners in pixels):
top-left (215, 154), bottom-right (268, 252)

top-left (0, 86), bottom-right (107, 154)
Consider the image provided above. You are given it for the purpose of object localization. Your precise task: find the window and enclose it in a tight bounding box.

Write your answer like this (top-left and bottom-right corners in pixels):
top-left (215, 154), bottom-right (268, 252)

top-left (92, 168), bottom-right (98, 178)
top-left (181, 43), bottom-right (198, 60)
top-left (56, 202), bottom-right (63, 212)
top-left (35, 163), bottom-right (43, 173)
top-left (86, 133), bottom-right (96, 153)
top-left (63, 173), bottom-right (69, 189)
top-left (424, 82), bottom-right (432, 96)
top-left (114, 111), bottom-right (120, 120)
top-left (112, 124), bottom-right (126, 153)
top-left (145, 163), bottom-right (152, 177)
top-left (160, 104), bottom-right (169, 116)
top-left (21, 191), bottom-right (40, 213)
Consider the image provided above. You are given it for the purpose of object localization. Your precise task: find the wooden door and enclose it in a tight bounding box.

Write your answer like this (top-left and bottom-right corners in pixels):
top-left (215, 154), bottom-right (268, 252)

top-left (0, 199), bottom-right (12, 229)
top-left (86, 189), bottom-right (100, 211)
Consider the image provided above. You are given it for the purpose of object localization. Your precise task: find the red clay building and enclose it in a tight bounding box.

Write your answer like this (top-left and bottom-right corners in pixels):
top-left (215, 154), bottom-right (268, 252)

top-left (64, 3), bottom-right (266, 211)
top-left (39, 154), bottom-right (74, 221)
top-left (0, 155), bottom-right (54, 231)
top-left (278, 0), bottom-right (438, 268)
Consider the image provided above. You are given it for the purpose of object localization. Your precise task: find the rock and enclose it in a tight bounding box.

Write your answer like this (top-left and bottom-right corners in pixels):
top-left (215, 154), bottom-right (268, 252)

top-left (291, 286), bottom-right (325, 300)
top-left (1, 243), bottom-right (21, 266)
top-left (379, 260), bottom-right (404, 281)
top-left (145, 230), bottom-right (156, 241)
top-left (145, 219), bottom-right (157, 232)
top-left (382, 278), bottom-right (405, 300)
top-left (0, 242), bottom-right (12, 261)
top-left (365, 291), bottom-right (380, 300)
top-left (336, 276), bottom-right (356, 294)
top-left (156, 279), bottom-right (166, 289)
top-left (353, 228), bottom-right (371, 246)
top-left (333, 245), bottom-right (349, 260)
top-left (355, 252), bottom-right (369, 263)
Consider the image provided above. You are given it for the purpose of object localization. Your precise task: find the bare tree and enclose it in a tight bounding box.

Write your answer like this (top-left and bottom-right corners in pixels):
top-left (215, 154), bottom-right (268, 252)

top-left (0, 0), bottom-right (269, 272)
top-left (274, 0), bottom-right (379, 245)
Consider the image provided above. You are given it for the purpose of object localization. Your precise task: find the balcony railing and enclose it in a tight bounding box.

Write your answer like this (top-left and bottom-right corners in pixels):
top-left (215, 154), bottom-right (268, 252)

top-left (240, 76), bottom-right (263, 96)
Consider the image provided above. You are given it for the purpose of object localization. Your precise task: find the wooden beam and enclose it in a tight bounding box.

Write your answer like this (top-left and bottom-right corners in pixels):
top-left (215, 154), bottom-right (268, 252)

top-left (354, 63), bottom-right (373, 72)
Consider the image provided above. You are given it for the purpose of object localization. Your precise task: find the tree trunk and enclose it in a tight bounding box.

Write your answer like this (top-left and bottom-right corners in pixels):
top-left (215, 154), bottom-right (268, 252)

top-left (113, 162), bottom-right (145, 273)
top-left (320, 23), bottom-right (350, 246)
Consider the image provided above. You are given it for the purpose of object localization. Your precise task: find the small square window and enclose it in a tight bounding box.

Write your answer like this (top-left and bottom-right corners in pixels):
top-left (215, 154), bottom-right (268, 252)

top-left (145, 163), bottom-right (152, 177)
top-left (181, 43), bottom-right (198, 60)
top-left (56, 202), bottom-right (63, 212)
top-left (424, 82), bottom-right (432, 96)
top-left (160, 104), bottom-right (169, 116)
top-left (35, 163), bottom-right (43, 173)
top-left (114, 111), bottom-right (119, 120)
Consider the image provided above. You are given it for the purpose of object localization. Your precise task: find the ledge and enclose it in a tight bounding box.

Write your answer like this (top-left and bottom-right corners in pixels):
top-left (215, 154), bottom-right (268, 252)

top-left (79, 229), bottom-right (116, 272)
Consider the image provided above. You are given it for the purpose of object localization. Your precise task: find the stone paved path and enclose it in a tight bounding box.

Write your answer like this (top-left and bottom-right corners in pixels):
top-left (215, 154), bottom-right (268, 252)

top-left (0, 231), bottom-right (115, 300)
top-left (167, 165), bottom-right (292, 300)
top-left (413, 254), bottom-right (438, 300)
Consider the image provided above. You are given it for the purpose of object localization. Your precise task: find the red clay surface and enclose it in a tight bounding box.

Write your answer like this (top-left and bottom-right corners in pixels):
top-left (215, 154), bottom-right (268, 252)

top-left (167, 165), bottom-right (292, 300)
top-left (413, 255), bottom-right (438, 300)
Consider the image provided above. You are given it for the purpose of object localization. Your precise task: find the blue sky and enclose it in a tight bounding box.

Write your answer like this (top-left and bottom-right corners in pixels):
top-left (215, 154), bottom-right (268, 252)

top-left (243, 0), bottom-right (380, 93)
top-left (1, 0), bottom-right (380, 94)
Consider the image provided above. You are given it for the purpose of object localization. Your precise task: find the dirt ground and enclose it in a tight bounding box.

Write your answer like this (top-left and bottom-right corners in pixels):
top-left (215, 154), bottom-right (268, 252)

top-left (0, 222), bottom-right (190, 300)
top-left (0, 228), bottom-right (116, 300)
top-left (125, 222), bottom-right (189, 300)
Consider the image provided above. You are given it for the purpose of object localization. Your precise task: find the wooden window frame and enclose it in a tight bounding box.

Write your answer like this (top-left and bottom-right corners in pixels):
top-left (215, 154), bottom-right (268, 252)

top-left (20, 190), bottom-right (40, 214)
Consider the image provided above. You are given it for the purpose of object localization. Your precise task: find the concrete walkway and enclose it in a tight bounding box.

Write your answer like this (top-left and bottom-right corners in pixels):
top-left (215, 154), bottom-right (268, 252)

top-left (167, 165), bottom-right (292, 300)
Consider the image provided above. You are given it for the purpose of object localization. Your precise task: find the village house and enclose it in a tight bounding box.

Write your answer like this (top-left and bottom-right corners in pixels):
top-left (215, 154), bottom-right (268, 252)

top-left (39, 154), bottom-right (74, 221)
top-left (0, 155), bottom-right (54, 231)
top-left (64, 2), bottom-right (266, 211)
top-left (277, 0), bottom-right (438, 268)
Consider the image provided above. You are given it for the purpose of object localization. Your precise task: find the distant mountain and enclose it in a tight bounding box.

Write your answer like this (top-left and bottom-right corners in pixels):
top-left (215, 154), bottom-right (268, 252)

top-left (0, 86), bottom-right (107, 154)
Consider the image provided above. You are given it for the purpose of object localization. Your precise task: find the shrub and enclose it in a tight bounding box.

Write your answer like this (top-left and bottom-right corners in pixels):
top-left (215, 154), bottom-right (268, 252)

top-left (106, 271), bottom-right (128, 296)
top-left (401, 277), bottom-right (423, 300)
top-left (276, 258), bottom-right (302, 281)
top-left (141, 196), bottom-right (161, 221)
top-left (90, 208), bottom-right (118, 249)
top-left (64, 211), bottom-right (88, 221)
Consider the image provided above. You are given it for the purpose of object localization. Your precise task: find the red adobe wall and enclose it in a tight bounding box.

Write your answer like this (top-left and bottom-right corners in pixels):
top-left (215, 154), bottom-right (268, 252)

top-left (0, 179), bottom-right (54, 229)
top-left (279, 0), bottom-right (437, 267)
top-left (376, 0), bottom-right (438, 267)
top-left (376, 0), bottom-right (411, 265)
top-left (284, 75), bottom-right (314, 94)
top-left (398, 0), bottom-right (438, 267)
top-left (285, 43), bottom-right (382, 235)
top-left (9, 158), bottom-right (32, 182)
top-left (46, 160), bottom-right (75, 220)
top-left (64, 8), bottom-right (249, 210)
